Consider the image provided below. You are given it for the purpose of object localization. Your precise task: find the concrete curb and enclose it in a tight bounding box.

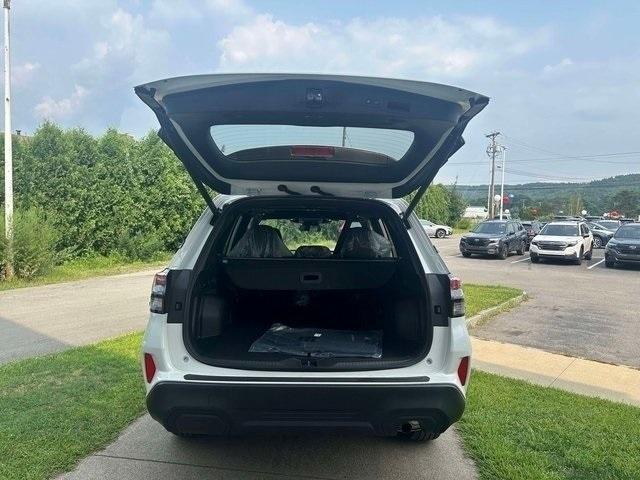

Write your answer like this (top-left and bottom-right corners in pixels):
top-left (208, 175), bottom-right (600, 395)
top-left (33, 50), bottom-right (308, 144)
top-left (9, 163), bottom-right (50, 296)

top-left (466, 292), bottom-right (528, 329)
top-left (471, 337), bottom-right (640, 406)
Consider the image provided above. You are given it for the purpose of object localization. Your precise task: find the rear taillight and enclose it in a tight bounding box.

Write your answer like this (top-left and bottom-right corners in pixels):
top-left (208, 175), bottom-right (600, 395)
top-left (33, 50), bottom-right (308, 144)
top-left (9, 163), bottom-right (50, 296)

top-left (144, 353), bottom-right (156, 383)
top-left (150, 269), bottom-right (169, 314)
top-left (449, 275), bottom-right (465, 317)
top-left (457, 356), bottom-right (470, 386)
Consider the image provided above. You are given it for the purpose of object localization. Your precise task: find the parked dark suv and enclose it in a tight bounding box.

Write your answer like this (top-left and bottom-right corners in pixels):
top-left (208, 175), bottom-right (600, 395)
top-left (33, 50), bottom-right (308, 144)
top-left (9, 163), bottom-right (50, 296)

top-left (521, 220), bottom-right (542, 248)
top-left (460, 220), bottom-right (527, 259)
top-left (605, 223), bottom-right (640, 267)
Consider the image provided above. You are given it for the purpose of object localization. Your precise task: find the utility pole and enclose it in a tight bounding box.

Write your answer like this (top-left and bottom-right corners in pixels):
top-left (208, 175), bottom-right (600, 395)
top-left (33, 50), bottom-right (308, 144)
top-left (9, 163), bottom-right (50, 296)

top-left (3, 0), bottom-right (13, 279)
top-left (499, 146), bottom-right (507, 220)
top-left (485, 131), bottom-right (500, 218)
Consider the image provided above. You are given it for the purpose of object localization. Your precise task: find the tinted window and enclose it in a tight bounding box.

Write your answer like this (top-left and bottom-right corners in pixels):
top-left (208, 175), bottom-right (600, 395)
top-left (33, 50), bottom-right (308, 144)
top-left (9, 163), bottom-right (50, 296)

top-left (614, 226), bottom-right (640, 239)
top-left (596, 221), bottom-right (620, 230)
top-left (540, 224), bottom-right (580, 236)
top-left (211, 125), bottom-right (414, 160)
top-left (473, 222), bottom-right (507, 234)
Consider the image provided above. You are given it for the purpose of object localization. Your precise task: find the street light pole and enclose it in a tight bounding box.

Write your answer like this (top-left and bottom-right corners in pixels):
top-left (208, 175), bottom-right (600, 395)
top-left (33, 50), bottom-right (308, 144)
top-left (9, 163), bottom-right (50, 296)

top-left (3, 0), bottom-right (13, 279)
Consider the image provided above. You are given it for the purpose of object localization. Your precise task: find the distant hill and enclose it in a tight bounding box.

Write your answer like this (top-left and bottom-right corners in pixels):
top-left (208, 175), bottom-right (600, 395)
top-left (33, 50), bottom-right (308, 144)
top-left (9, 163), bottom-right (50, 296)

top-left (454, 173), bottom-right (640, 217)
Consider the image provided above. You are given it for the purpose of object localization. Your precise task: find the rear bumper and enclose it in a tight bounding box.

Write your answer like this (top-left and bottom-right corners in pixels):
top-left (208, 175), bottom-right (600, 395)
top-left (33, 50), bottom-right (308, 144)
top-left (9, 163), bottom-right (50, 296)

top-left (147, 380), bottom-right (465, 437)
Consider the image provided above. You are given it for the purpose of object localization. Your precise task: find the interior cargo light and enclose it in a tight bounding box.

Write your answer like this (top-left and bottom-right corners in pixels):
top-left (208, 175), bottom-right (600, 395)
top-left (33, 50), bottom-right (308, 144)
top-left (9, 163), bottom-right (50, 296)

top-left (150, 269), bottom-right (169, 314)
top-left (290, 146), bottom-right (335, 158)
top-left (457, 356), bottom-right (470, 386)
top-left (144, 353), bottom-right (157, 383)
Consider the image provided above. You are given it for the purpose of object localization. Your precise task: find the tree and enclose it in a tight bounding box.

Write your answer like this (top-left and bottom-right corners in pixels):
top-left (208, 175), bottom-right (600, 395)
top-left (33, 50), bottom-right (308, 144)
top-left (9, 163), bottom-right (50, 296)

top-left (609, 190), bottom-right (640, 218)
top-left (406, 184), bottom-right (467, 226)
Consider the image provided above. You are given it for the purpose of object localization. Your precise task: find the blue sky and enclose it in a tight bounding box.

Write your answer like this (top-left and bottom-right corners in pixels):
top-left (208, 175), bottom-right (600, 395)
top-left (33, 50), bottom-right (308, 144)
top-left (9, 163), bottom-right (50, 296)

top-left (4, 0), bottom-right (640, 185)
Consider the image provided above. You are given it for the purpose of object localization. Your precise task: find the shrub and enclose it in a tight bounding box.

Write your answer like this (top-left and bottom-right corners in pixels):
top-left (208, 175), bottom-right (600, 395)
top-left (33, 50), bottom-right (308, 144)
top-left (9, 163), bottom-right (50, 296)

top-left (455, 218), bottom-right (473, 230)
top-left (0, 208), bottom-right (59, 279)
top-left (114, 231), bottom-right (166, 261)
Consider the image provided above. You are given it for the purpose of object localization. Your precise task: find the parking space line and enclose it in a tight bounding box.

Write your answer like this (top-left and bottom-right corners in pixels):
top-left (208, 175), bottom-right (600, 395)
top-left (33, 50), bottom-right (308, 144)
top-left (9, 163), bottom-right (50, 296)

top-left (511, 256), bottom-right (531, 264)
top-left (587, 259), bottom-right (605, 270)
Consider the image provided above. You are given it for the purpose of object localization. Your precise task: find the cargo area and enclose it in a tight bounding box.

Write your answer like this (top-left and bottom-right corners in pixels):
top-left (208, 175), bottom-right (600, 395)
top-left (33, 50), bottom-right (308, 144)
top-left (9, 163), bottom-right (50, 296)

top-left (182, 197), bottom-right (434, 371)
top-left (188, 259), bottom-right (427, 370)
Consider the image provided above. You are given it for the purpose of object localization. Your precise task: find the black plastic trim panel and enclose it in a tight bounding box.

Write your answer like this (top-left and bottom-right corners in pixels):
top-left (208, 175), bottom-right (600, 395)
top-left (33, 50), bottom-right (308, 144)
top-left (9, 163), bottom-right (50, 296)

top-left (183, 375), bottom-right (430, 382)
top-left (146, 380), bottom-right (465, 437)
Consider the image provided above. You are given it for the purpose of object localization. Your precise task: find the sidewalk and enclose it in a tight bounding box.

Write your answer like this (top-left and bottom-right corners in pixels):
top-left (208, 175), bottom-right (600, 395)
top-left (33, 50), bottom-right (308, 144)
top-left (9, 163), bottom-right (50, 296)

top-left (472, 336), bottom-right (640, 407)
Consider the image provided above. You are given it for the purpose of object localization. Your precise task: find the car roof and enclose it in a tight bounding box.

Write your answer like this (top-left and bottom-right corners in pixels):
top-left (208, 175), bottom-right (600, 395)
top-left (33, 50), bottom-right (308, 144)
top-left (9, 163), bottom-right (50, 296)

top-left (546, 221), bottom-right (581, 226)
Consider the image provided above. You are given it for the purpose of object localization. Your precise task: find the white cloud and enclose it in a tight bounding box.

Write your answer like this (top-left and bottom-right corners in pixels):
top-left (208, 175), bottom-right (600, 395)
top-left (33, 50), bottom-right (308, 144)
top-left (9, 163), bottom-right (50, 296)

top-left (217, 14), bottom-right (550, 79)
top-left (34, 85), bottom-right (88, 120)
top-left (543, 57), bottom-right (574, 73)
top-left (13, 62), bottom-right (40, 86)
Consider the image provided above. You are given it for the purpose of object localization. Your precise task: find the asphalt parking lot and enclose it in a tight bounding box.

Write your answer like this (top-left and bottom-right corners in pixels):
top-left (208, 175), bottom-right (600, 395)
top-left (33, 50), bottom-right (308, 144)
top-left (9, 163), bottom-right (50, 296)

top-left (433, 234), bottom-right (640, 369)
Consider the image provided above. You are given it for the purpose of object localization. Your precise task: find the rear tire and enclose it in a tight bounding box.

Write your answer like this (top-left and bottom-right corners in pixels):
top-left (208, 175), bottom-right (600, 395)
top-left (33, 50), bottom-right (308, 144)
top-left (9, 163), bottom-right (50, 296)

top-left (593, 236), bottom-right (603, 248)
top-left (436, 229), bottom-right (446, 238)
top-left (516, 241), bottom-right (525, 255)
top-left (462, 252), bottom-right (472, 258)
top-left (396, 430), bottom-right (440, 442)
top-left (169, 430), bottom-right (207, 439)
top-left (585, 246), bottom-right (593, 260)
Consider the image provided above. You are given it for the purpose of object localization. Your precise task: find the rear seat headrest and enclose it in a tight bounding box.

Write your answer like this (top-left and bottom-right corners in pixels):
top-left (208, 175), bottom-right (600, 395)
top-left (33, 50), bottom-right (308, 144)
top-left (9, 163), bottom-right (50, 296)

top-left (228, 224), bottom-right (292, 258)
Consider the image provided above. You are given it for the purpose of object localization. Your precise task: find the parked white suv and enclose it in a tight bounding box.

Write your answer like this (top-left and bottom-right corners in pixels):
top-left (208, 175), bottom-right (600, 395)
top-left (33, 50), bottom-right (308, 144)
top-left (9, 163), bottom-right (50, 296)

top-left (530, 221), bottom-right (593, 264)
top-left (420, 219), bottom-right (453, 238)
top-left (136, 74), bottom-right (488, 441)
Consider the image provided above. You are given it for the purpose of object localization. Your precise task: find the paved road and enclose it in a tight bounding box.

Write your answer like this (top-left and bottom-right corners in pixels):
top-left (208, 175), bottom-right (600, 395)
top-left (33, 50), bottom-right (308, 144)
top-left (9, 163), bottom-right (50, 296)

top-left (433, 234), bottom-right (640, 368)
top-left (59, 415), bottom-right (477, 480)
top-left (0, 269), bottom-right (157, 364)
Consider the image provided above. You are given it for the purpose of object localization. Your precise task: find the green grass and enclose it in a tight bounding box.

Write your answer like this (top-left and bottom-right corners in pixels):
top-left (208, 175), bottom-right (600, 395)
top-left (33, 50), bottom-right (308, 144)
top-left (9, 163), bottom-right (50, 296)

top-left (4, 332), bottom-right (639, 480)
top-left (0, 254), bottom-right (171, 292)
top-left (0, 333), bottom-right (145, 480)
top-left (3, 284), bottom-right (635, 480)
top-left (460, 370), bottom-right (640, 480)
top-left (464, 283), bottom-right (523, 317)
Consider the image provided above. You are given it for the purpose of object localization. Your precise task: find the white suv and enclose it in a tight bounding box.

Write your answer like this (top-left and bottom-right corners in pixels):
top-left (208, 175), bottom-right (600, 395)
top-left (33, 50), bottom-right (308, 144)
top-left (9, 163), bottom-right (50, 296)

top-left (530, 221), bottom-right (593, 264)
top-left (420, 219), bottom-right (453, 238)
top-left (136, 74), bottom-right (488, 441)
